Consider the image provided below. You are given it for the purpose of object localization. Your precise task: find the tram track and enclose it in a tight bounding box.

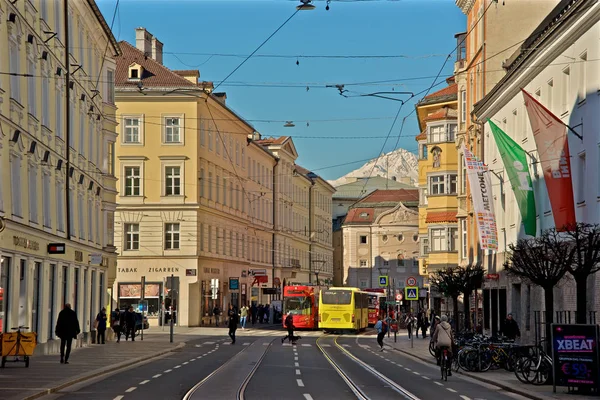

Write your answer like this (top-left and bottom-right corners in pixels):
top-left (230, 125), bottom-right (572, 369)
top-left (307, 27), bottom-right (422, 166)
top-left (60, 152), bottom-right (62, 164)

top-left (316, 335), bottom-right (421, 400)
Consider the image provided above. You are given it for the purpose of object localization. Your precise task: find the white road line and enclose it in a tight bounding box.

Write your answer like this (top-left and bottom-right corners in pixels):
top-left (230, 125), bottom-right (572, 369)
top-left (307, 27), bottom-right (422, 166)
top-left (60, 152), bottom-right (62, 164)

top-left (447, 388), bottom-right (457, 393)
top-left (296, 369), bottom-right (301, 375)
top-left (244, 342), bottom-right (250, 345)
top-left (297, 379), bottom-right (305, 387)
top-left (139, 380), bottom-right (150, 385)
top-left (294, 357), bottom-right (298, 361)
top-left (301, 344), bottom-right (311, 347)
top-left (190, 359), bottom-right (196, 362)
top-left (125, 387), bottom-right (137, 393)
top-left (320, 344), bottom-right (331, 347)
top-left (153, 374), bottom-right (162, 378)
top-left (434, 381), bottom-right (443, 386)
top-left (397, 364), bottom-right (403, 367)
top-left (195, 344), bottom-right (201, 347)
top-left (263, 342), bottom-right (270, 345)
top-left (183, 361), bottom-right (189, 365)
top-left (174, 365), bottom-right (181, 369)
top-left (222, 343), bottom-right (231, 345)
top-left (294, 362), bottom-right (300, 367)
top-left (422, 376), bottom-right (431, 380)
top-left (205, 341), bottom-right (215, 344)
top-left (341, 344), bottom-right (350, 347)
top-left (405, 368), bottom-right (412, 371)
top-left (413, 372), bottom-right (421, 376)
top-left (460, 396), bottom-right (471, 400)
top-left (164, 369), bottom-right (172, 373)
top-left (303, 394), bottom-right (314, 400)
top-left (113, 397), bottom-right (124, 400)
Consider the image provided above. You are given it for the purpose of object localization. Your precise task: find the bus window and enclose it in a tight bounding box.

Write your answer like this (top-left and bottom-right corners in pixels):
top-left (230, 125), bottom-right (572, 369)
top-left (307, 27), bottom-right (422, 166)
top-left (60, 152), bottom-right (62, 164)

top-left (284, 296), bottom-right (312, 315)
top-left (321, 291), bottom-right (352, 305)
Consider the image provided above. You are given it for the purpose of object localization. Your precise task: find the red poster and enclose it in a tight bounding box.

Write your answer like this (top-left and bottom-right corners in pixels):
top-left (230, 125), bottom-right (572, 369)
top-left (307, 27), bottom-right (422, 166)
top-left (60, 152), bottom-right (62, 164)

top-left (522, 89), bottom-right (576, 231)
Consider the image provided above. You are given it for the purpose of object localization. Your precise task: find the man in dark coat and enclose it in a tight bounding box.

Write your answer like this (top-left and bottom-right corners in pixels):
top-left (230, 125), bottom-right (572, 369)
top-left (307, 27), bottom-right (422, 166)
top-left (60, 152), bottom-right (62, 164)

top-left (227, 304), bottom-right (239, 344)
top-left (502, 313), bottom-right (521, 340)
top-left (125, 306), bottom-right (136, 341)
top-left (55, 303), bottom-right (80, 364)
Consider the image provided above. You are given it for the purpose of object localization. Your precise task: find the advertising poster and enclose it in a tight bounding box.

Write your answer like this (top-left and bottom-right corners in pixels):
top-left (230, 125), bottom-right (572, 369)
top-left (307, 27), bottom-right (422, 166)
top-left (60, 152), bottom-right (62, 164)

top-left (552, 324), bottom-right (600, 389)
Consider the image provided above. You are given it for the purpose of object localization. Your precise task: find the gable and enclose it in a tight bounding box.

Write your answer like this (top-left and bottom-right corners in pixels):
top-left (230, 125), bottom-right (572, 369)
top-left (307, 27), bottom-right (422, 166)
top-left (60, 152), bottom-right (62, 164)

top-left (281, 139), bottom-right (299, 159)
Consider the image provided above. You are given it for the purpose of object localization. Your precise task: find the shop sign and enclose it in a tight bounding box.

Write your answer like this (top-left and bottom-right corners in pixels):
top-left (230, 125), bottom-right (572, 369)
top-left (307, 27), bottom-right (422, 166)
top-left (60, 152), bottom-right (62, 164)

top-left (203, 267), bottom-right (220, 274)
top-left (552, 324), bottom-right (600, 390)
top-left (75, 250), bottom-right (83, 262)
top-left (249, 269), bottom-right (267, 277)
top-left (13, 236), bottom-right (40, 251)
top-left (229, 277), bottom-right (239, 290)
top-left (118, 267), bottom-right (181, 274)
top-left (47, 243), bottom-right (66, 254)
top-left (241, 283), bottom-right (247, 295)
top-left (148, 267), bottom-right (179, 273)
top-left (186, 269), bottom-right (197, 276)
top-left (90, 254), bottom-right (102, 265)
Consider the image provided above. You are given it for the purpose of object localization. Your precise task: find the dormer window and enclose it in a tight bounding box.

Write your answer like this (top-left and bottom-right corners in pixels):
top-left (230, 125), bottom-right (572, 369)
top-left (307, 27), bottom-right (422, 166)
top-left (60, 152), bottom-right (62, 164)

top-left (128, 63), bottom-right (143, 81)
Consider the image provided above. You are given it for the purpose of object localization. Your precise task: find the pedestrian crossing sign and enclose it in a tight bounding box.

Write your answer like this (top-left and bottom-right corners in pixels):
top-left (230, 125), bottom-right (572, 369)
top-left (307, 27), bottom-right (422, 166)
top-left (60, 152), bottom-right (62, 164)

top-left (379, 276), bottom-right (388, 287)
top-left (405, 286), bottom-right (418, 300)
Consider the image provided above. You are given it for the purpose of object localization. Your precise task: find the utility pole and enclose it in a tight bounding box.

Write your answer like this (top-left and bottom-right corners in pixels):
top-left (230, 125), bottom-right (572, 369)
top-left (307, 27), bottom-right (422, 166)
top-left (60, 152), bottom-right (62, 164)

top-left (64, 0), bottom-right (72, 238)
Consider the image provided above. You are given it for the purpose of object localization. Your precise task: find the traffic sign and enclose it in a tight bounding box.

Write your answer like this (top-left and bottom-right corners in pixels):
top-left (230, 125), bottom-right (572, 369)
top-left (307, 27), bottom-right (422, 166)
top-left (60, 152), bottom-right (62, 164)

top-left (395, 293), bottom-right (403, 301)
top-left (379, 276), bottom-right (388, 287)
top-left (405, 286), bottom-right (419, 301)
top-left (406, 276), bottom-right (417, 286)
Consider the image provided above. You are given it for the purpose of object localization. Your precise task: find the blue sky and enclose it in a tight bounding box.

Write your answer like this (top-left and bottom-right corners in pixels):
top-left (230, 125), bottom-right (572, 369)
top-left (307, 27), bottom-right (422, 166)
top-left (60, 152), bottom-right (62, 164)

top-left (97, 0), bottom-right (465, 180)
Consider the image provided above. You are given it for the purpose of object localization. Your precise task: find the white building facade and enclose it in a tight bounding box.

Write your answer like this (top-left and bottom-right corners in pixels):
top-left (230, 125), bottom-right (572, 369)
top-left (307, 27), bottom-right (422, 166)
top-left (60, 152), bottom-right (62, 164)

top-left (473, 0), bottom-right (600, 339)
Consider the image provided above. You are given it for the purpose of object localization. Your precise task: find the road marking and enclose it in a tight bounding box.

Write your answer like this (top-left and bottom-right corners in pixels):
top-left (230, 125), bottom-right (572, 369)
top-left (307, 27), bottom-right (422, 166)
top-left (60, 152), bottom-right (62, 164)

top-left (113, 397), bottom-right (124, 400)
top-left (296, 369), bottom-right (301, 375)
top-left (174, 365), bottom-right (181, 369)
top-left (460, 396), bottom-right (471, 400)
top-left (164, 369), bottom-right (172, 373)
top-left (434, 381), bottom-right (443, 386)
top-left (205, 341), bottom-right (215, 344)
top-left (263, 342), bottom-right (270, 345)
top-left (139, 380), bottom-right (150, 385)
top-left (222, 342), bottom-right (231, 345)
top-left (397, 364), bottom-right (403, 367)
top-left (294, 357), bottom-right (298, 361)
top-left (303, 395), bottom-right (314, 400)
top-left (301, 344), bottom-right (311, 347)
top-left (125, 387), bottom-right (137, 393)
top-left (295, 362), bottom-right (300, 367)
top-left (341, 344), bottom-right (350, 347)
top-left (447, 388), bottom-right (457, 393)
top-left (297, 379), bottom-right (305, 387)
top-left (153, 374), bottom-right (162, 378)
top-left (195, 344), bottom-right (202, 347)
top-left (422, 376), bottom-right (430, 380)
top-left (190, 359), bottom-right (195, 362)
top-left (320, 344), bottom-right (331, 347)
top-left (413, 371), bottom-right (421, 376)
top-left (244, 342), bottom-right (250, 345)
top-left (405, 368), bottom-right (412, 371)
top-left (283, 343), bottom-right (292, 347)
top-left (183, 361), bottom-right (189, 365)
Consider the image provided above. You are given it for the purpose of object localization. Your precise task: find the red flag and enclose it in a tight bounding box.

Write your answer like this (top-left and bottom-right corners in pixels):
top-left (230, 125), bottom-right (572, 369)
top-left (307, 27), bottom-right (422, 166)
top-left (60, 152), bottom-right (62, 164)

top-left (521, 89), bottom-right (575, 231)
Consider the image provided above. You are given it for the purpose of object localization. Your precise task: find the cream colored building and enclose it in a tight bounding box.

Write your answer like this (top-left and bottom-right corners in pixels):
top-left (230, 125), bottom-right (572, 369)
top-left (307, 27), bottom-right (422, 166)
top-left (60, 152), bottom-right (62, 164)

top-left (113, 29), bottom-right (334, 326)
top-left (0, 0), bottom-right (120, 353)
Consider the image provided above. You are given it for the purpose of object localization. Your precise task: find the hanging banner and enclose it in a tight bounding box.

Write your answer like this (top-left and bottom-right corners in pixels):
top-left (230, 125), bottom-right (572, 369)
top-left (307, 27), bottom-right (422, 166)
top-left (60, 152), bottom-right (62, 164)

top-left (487, 119), bottom-right (537, 236)
top-left (522, 89), bottom-right (575, 231)
top-left (463, 146), bottom-right (498, 251)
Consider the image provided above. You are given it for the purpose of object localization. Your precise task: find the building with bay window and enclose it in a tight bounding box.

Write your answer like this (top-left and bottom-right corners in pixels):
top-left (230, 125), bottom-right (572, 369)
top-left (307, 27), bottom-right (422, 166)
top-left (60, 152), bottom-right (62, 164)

top-left (0, 0), bottom-right (120, 354)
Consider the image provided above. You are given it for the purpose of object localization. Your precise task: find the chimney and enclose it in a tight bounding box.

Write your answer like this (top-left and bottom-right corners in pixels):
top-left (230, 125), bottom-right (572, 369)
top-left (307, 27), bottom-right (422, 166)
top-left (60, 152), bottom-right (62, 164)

top-left (135, 27), bottom-right (163, 65)
top-left (214, 92), bottom-right (227, 105)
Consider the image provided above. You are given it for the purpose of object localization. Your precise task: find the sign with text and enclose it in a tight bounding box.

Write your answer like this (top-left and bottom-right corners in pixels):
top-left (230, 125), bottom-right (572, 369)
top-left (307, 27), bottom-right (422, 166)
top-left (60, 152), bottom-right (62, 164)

top-left (552, 324), bottom-right (600, 389)
top-left (229, 277), bottom-right (240, 290)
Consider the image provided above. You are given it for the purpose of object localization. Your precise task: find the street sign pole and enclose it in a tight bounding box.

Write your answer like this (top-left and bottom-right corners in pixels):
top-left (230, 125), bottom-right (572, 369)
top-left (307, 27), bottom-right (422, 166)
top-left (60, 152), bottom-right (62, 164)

top-left (140, 276), bottom-right (145, 341)
top-left (170, 273), bottom-right (174, 343)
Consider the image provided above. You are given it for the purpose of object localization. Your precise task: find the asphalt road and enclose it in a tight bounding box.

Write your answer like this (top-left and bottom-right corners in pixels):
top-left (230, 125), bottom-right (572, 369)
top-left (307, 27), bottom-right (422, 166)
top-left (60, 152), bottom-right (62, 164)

top-left (46, 330), bottom-right (531, 400)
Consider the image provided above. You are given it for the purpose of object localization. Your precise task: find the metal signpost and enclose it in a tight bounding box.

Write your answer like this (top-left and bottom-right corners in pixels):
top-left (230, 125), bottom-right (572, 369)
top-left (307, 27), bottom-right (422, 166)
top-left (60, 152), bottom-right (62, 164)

top-left (140, 276), bottom-right (145, 341)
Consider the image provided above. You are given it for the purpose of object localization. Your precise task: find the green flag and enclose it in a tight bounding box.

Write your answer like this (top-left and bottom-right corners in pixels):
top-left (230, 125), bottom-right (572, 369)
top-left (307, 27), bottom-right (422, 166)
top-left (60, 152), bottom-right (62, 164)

top-left (488, 119), bottom-right (537, 236)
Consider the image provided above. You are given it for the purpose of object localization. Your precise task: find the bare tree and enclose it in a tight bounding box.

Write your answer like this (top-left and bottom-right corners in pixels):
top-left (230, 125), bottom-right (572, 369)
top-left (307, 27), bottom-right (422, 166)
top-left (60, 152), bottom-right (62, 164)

top-left (562, 223), bottom-right (600, 324)
top-left (457, 264), bottom-right (484, 331)
top-left (506, 230), bottom-right (573, 348)
top-left (430, 267), bottom-right (462, 322)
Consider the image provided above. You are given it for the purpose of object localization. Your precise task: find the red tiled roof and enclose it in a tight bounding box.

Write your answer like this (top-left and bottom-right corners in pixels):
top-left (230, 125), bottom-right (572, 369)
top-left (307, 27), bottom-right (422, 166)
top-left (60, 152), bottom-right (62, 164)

top-left (255, 136), bottom-right (289, 146)
top-left (415, 130), bottom-right (427, 140)
top-left (423, 83), bottom-right (458, 100)
top-left (360, 189), bottom-right (419, 204)
top-left (345, 208), bottom-right (374, 223)
top-left (115, 41), bottom-right (198, 88)
top-left (424, 107), bottom-right (457, 122)
top-left (173, 70), bottom-right (199, 77)
top-left (426, 211), bottom-right (458, 223)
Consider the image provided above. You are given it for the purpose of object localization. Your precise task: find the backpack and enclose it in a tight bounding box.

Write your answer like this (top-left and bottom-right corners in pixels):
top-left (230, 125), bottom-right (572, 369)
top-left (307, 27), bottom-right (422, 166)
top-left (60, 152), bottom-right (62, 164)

top-left (381, 321), bottom-right (388, 334)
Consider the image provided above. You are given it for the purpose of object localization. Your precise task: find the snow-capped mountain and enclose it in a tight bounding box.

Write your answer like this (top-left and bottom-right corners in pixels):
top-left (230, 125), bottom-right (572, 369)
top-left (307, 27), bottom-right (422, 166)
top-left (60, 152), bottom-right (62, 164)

top-left (328, 148), bottom-right (419, 188)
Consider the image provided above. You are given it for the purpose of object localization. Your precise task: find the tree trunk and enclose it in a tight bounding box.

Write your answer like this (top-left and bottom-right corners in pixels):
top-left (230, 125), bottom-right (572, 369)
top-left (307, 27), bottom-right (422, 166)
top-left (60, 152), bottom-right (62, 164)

top-left (452, 296), bottom-right (459, 330)
top-left (463, 290), bottom-right (472, 331)
top-left (543, 287), bottom-right (554, 354)
top-left (575, 274), bottom-right (588, 324)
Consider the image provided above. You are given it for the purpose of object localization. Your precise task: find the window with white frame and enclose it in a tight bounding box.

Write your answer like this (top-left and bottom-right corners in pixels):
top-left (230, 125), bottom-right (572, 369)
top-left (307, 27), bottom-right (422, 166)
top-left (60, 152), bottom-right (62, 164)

top-left (165, 117), bottom-right (181, 143)
top-left (124, 223), bottom-right (139, 250)
top-left (429, 175), bottom-right (445, 195)
top-left (461, 154), bottom-right (467, 194)
top-left (42, 74), bottom-right (50, 127)
top-left (123, 117), bottom-right (141, 143)
top-left (578, 52), bottom-right (587, 102)
top-left (429, 125), bottom-right (444, 143)
top-left (562, 67), bottom-right (570, 113)
top-left (422, 237), bottom-right (430, 255)
top-left (88, 119), bottom-right (94, 163)
top-left (449, 174), bottom-right (458, 194)
top-left (208, 172), bottom-right (213, 200)
top-left (223, 177), bottom-right (227, 206)
top-left (359, 259), bottom-right (367, 267)
top-left (208, 225), bottom-right (212, 252)
top-left (88, 198), bottom-right (93, 241)
top-left (448, 123), bottom-right (457, 141)
top-left (106, 69), bottom-right (115, 104)
top-left (165, 166), bottom-right (181, 196)
top-left (78, 193), bottom-right (85, 239)
top-left (79, 108), bottom-right (85, 155)
top-left (28, 163), bottom-right (38, 223)
top-left (164, 223), bottom-right (180, 250)
top-left (41, 0), bottom-right (49, 20)
top-left (430, 228), bottom-right (446, 251)
top-left (449, 227), bottom-right (458, 251)
top-left (421, 144), bottom-right (428, 160)
top-left (95, 201), bottom-right (100, 244)
top-left (55, 87), bottom-right (63, 138)
top-left (124, 167), bottom-right (141, 196)
top-left (56, 180), bottom-right (64, 232)
top-left (28, 55), bottom-right (37, 117)
top-left (461, 219), bottom-right (468, 259)
top-left (460, 90), bottom-right (466, 125)
top-left (10, 154), bottom-right (22, 217)
top-left (9, 37), bottom-right (20, 102)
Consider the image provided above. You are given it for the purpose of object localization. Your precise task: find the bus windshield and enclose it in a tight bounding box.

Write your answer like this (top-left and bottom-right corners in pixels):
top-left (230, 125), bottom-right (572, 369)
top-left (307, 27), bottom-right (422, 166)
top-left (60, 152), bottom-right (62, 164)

top-left (321, 291), bottom-right (352, 305)
top-left (284, 296), bottom-right (312, 315)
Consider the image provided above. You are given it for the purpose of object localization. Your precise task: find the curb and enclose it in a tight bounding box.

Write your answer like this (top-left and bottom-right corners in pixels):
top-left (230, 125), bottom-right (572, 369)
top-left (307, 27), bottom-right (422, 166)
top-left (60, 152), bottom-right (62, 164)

top-left (389, 345), bottom-right (552, 400)
top-left (21, 342), bottom-right (186, 400)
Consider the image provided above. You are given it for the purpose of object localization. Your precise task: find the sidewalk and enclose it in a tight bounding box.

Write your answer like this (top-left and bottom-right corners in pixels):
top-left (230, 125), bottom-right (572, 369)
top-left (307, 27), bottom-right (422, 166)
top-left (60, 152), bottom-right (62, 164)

top-left (384, 334), bottom-right (591, 400)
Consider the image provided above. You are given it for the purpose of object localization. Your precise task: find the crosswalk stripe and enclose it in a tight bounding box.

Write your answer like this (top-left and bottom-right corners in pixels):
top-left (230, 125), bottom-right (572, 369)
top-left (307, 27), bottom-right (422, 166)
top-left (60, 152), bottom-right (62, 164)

top-left (243, 343), bottom-right (250, 346)
top-left (301, 344), bottom-right (311, 347)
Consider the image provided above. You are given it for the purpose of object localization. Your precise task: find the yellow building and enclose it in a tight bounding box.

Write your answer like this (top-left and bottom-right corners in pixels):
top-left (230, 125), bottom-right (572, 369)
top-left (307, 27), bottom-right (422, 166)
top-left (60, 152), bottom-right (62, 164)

top-left (113, 29), bottom-right (334, 326)
top-left (0, 0), bottom-right (120, 353)
top-left (415, 78), bottom-right (459, 311)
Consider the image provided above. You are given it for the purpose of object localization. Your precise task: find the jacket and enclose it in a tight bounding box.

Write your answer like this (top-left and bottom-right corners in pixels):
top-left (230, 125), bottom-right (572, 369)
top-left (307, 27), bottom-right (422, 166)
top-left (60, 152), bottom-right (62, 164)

top-left (285, 314), bottom-right (294, 329)
top-left (432, 321), bottom-right (453, 348)
top-left (240, 307), bottom-right (248, 318)
top-left (55, 308), bottom-right (81, 340)
top-left (374, 320), bottom-right (383, 334)
top-left (228, 312), bottom-right (239, 329)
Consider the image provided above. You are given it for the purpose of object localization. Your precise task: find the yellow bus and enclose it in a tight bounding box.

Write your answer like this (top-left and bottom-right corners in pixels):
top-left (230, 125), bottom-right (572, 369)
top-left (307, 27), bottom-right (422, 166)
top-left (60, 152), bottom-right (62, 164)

top-left (318, 287), bottom-right (369, 333)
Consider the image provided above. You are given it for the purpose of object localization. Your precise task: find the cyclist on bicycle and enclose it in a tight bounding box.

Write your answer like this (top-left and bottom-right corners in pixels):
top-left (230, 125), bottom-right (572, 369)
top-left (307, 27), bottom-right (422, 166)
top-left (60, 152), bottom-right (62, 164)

top-left (432, 315), bottom-right (453, 376)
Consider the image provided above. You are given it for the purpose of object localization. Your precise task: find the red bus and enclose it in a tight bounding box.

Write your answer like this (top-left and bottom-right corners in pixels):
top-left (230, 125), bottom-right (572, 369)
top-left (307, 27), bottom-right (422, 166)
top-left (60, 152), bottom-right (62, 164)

top-left (365, 288), bottom-right (386, 326)
top-left (282, 285), bottom-right (319, 330)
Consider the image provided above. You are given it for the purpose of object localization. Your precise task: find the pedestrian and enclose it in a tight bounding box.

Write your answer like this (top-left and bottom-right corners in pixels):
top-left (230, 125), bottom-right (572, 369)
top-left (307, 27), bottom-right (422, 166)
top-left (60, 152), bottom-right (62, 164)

top-left (227, 304), bottom-right (239, 344)
top-left (281, 312), bottom-right (299, 344)
top-left (213, 306), bottom-right (221, 327)
top-left (240, 304), bottom-right (249, 329)
top-left (55, 303), bottom-right (80, 364)
top-left (125, 306), bottom-right (136, 341)
top-left (502, 313), bottom-right (521, 341)
top-left (95, 307), bottom-right (107, 344)
top-left (111, 308), bottom-right (122, 343)
top-left (405, 311), bottom-right (415, 340)
top-left (251, 303), bottom-right (257, 326)
top-left (374, 316), bottom-right (387, 351)
top-left (417, 311), bottom-right (429, 339)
